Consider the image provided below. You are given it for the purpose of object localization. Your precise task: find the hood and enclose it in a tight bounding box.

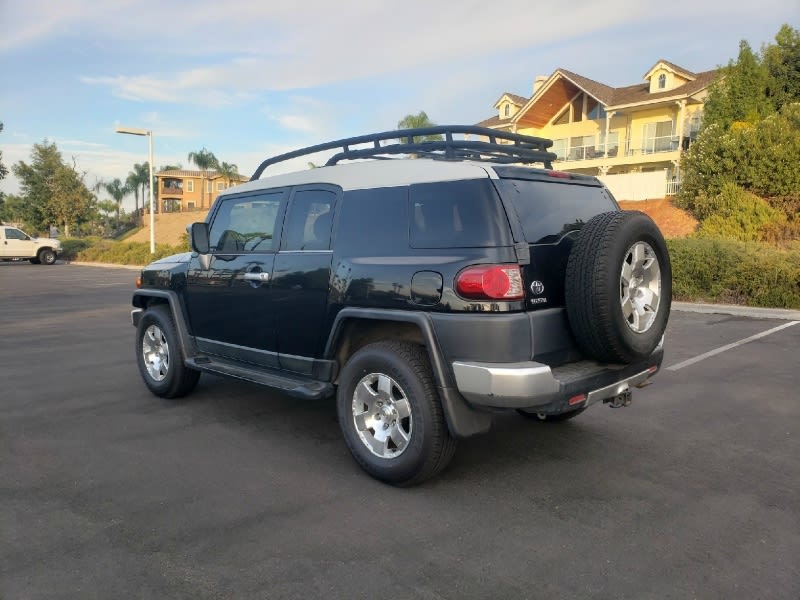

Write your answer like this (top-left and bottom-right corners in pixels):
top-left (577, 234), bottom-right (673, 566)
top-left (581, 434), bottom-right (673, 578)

top-left (146, 252), bottom-right (192, 268)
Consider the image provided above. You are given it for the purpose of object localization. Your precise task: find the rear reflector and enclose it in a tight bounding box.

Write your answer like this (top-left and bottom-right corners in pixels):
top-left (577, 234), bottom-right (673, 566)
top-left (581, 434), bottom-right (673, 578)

top-left (568, 394), bottom-right (587, 406)
top-left (455, 265), bottom-right (524, 301)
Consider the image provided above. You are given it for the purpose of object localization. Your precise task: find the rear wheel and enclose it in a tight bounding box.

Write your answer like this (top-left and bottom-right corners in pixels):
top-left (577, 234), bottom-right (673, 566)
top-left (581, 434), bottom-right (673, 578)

top-left (337, 341), bottom-right (456, 486)
top-left (135, 304), bottom-right (200, 398)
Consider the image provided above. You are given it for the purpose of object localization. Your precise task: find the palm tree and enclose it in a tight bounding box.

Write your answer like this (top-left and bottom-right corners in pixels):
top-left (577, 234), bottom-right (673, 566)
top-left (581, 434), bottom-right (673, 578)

top-left (187, 148), bottom-right (218, 209)
top-left (103, 178), bottom-right (130, 229)
top-left (126, 162), bottom-right (149, 223)
top-left (216, 161), bottom-right (239, 191)
top-left (397, 111), bottom-right (444, 144)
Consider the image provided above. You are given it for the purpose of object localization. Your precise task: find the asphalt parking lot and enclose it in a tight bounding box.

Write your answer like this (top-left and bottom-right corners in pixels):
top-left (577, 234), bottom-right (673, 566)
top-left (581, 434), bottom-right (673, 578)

top-left (1, 262), bottom-right (798, 599)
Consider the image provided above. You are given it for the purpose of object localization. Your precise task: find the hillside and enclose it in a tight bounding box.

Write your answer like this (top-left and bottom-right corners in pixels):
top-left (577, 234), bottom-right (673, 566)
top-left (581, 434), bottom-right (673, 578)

top-left (125, 199), bottom-right (697, 247)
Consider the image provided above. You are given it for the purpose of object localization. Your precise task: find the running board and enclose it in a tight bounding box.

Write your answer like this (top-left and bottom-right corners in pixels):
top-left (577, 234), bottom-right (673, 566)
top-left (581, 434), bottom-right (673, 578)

top-left (186, 357), bottom-right (334, 400)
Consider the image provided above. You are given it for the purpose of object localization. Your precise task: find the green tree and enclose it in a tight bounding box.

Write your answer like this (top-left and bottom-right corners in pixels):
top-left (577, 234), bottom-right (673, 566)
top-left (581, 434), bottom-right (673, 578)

top-left (216, 161), bottom-right (239, 189)
top-left (126, 162), bottom-right (149, 223)
top-left (103, 178), bottom-right (130, 229)
top-left (763, 24), bottom-right (800, 111)
top-left (187, 148), bottom-right (218, 209)
top-left (12, 140), bottom-right (94, 236)
top-left (397, 111), bottom-right (444, 144)
top-left (0, 123), bottom-right (8, 200)
top-left (703, 40), bottom-right (773, 129)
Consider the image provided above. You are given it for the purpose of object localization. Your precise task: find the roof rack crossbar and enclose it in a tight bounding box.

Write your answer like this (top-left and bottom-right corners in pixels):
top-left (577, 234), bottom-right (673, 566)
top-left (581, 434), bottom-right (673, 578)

top-left (250, 126), bottom-right (557, 180)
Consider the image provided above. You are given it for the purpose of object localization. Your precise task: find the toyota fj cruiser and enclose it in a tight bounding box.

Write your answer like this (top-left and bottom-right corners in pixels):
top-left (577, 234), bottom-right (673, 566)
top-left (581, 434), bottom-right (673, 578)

top-left (131, 126), bottom-right (671, 485)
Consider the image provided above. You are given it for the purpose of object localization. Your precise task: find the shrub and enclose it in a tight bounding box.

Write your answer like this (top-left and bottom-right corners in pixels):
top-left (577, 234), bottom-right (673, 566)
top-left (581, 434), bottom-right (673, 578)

top-left (693, 183), bottom-right (782, 241)
top-left (667, 238), bottom-right (800, 308)
top-left (74, 240), bottom-right (189, 265)
top-left (59, 237), bottom-right (99, 260)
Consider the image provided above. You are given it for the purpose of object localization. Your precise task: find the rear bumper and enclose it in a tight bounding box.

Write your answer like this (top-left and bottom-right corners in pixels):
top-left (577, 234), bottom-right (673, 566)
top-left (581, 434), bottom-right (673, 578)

top-left (452, 347), bottom-right (663, 412)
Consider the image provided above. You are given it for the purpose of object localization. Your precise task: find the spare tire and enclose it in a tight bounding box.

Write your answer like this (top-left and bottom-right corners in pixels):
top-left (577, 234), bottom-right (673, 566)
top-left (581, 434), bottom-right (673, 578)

top-left (565, 210), bottom-right (671, 364)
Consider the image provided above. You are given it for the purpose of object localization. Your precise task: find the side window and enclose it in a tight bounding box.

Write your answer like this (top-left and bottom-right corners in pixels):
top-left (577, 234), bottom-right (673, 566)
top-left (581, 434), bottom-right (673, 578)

top-left (208, 191), bottom-right (286, 253)
top-left (336, 187), bottom-right (408, 256)
top-left (409, 179), bottom-right (511, 248)
top-left (5, 228), bottom-right (26, 240)
top-left (281, 189), bottom-right (336, 251)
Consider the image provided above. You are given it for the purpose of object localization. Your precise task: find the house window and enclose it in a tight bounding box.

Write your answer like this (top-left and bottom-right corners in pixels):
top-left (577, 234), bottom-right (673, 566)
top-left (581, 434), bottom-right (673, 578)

top-left (504, 104), bottom-right (510, 117)
top-left (551, 138), bottom-right (567, 160)
top-left (587, 98), bottom-right (606, 121)
top-left (602, 131), bottom-right (620, 157)
top-left (642, 121), bottom-right (675, 153)
top-left (187, 180), bottom-right (194, 193)
top-left (658, 74), bottom-right (666, 89)
top-left (553, 107), bottom-right (570, 126)
top-left (216, 182), bottom-right (225, 192)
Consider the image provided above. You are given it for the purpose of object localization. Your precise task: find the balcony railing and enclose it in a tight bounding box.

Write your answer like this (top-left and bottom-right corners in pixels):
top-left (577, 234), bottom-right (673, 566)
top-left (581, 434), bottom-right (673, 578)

top-left (553, 143), bottom-right (619, 162)
top-left (161, 185), bottom-right (183, 195)
top-left (665, 179), bottom-right (682, 196)
top-left (626, 135), bottom-right (679, 156)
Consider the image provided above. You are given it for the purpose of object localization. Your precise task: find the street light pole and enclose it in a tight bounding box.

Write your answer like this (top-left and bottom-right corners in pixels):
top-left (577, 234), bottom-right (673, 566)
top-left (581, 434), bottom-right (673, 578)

top-left (116, 125), bottom-right (156, 254)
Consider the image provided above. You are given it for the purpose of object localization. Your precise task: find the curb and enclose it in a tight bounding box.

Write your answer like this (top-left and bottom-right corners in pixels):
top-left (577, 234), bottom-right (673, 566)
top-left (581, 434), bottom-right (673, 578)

top-left (672, 301), bottom-right (800, 321)
top-left (65, 261), bottom-right (143, 271)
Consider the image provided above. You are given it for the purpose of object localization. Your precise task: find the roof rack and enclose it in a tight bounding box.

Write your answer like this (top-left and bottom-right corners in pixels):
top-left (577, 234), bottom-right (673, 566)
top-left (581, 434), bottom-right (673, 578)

top-left (250, 125), bottom-right (557, 180)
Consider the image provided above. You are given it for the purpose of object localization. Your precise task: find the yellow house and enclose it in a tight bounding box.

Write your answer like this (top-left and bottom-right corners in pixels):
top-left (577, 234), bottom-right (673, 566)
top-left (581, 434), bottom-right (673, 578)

top-left (477, 60), bottom-right (718, 197)
top-left (155, 169), bottom-right (249, 213)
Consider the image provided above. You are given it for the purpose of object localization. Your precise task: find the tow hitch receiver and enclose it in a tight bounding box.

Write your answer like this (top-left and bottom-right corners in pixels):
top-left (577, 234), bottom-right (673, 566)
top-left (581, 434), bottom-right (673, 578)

top-left (605, 388), bottom-right (632, 408)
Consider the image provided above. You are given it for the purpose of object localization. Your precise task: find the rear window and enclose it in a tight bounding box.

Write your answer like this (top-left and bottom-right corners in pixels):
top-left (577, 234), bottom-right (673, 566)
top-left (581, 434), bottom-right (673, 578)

top-left (496, 179), bottom-right (616, 244)
top-left (409, 179), bottom-right (511, 248)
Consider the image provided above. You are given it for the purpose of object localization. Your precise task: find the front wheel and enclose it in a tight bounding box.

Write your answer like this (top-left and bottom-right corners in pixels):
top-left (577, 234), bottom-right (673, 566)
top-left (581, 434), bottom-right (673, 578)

top-left (38, 249), bottom-right (56, 265)
top-left (135, 304), bottom-right (200, 398)
top-left (337, 341), bottom-right (456, 486)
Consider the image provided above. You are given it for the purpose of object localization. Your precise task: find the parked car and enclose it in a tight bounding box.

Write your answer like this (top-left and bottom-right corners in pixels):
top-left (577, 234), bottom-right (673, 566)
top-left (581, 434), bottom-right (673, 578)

top-left (130, 126), bottom-right (672, 485)
top-left (0, 225), bottom-right (62, 264)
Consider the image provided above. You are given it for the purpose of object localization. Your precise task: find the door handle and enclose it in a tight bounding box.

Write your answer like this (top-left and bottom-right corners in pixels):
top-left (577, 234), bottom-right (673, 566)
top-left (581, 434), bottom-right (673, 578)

top-left (243, 272), bottom-right (269, 282)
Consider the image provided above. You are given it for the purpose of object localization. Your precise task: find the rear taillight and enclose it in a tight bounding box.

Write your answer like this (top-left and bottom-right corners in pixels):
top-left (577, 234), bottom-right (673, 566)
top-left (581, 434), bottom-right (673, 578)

top-left (455, 265), bottom-right (524, 301)
top-left (546, 170), bottom-right (571, 179)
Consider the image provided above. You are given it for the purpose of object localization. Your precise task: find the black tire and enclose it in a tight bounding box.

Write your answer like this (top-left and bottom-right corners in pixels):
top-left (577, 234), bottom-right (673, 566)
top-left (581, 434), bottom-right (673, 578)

top-left (565, 211), bottom-right (671, 364)
top-left (517, 407), bottom-right (587, 422)
top-left (337, 341), bottom-right (457, 486)
top-left (29, 257), bottom-right (41, 264)
top-left (38, 249), bottom-right (56, 265)
top-left (135, 304), bottom-right (200, 399)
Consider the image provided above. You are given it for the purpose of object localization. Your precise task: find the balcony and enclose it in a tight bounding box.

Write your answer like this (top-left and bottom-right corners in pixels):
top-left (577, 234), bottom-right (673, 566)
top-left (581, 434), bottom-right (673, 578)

top-left (625, 135), bottom-right (680, 157)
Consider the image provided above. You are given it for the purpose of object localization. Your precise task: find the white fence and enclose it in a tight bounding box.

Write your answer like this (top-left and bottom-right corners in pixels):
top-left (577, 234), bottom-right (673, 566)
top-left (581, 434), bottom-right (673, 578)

top-left (598, 170), bottom-right (671, 201)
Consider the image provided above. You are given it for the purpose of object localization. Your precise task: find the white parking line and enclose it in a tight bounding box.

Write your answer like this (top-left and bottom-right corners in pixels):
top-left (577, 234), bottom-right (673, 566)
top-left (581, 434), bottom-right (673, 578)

top-left (667, 321), bottom-right (800, 371)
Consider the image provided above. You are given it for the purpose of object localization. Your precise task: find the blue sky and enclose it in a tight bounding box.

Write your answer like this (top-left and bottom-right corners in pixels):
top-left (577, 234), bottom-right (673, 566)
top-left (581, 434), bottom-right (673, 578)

top-left (1, 0), bottom-right (797, 211)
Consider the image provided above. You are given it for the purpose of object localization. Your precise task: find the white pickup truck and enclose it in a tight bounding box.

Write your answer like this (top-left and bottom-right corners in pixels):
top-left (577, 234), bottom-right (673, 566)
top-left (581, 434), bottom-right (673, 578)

top-left (0, 225), bottom-right (62, 264)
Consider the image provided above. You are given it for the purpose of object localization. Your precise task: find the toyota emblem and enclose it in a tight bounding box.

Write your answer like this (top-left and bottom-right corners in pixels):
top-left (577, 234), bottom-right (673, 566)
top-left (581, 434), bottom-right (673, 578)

top-left (530, 280), bottom-right (545, 295)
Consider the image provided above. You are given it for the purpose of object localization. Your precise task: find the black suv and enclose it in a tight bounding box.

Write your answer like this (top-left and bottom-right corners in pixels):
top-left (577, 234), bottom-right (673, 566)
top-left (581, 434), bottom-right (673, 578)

top-left (131, 126), bottom-right (671, 485)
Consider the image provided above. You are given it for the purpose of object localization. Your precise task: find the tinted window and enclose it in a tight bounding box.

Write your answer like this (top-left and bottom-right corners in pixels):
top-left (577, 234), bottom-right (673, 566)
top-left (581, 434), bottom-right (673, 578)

top-left (209, 191), bottom-right (286, 253)
top-left (282, 189), bottom-right (337, 251)
top-left (496, 179), bottom-right (616, 244)
top-left (5, 228), bottom-right (26, 240)
top-left (336, 187), bottom-right (408, 256)
top-left (409, 179), bottom-right (511, 248)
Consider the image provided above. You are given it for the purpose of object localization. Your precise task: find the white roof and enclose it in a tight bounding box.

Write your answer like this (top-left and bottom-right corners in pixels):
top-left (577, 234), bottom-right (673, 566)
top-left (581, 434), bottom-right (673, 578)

top-left (222, 159), bottom-right (495, 197)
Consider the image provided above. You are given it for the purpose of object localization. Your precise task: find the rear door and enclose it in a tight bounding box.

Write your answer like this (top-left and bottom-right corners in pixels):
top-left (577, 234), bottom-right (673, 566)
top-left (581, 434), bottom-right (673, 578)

top-left (272, 185), bottom-right (339, 374)
top-left (493, 173), bottom-right (617, 310)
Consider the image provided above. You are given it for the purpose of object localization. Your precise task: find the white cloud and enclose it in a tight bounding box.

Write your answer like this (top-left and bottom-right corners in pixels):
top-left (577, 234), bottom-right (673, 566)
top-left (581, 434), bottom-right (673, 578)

top-left (274, 115), bottom-right (315, 133)
top-left (52, 0), bottom-right (790, 106)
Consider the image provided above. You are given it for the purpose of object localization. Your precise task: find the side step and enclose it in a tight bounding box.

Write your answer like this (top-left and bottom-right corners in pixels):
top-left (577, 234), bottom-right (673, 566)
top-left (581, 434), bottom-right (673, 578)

top-left (186, 356), bottom-right (334, 400)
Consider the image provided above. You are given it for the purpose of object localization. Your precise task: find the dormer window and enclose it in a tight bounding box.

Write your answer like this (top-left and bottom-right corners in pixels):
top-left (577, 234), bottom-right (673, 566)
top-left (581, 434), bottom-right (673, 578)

top-left (658, 73), bottom-right (666, 89)
top-left (504, 104), bottom-right (510, 117)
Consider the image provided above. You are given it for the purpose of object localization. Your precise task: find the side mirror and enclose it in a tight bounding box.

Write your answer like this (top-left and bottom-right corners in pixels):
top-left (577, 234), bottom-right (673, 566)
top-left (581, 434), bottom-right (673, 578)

top-left (190, 222), bottom-right (210, 254)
